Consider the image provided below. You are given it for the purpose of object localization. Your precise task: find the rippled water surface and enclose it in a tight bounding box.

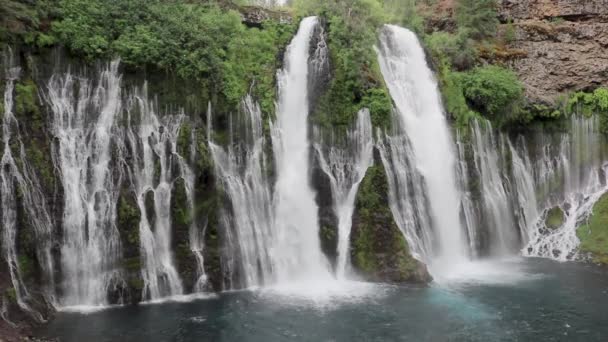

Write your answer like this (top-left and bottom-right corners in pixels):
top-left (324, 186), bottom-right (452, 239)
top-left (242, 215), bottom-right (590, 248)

top-left (40, 258), bottom-right (608, 341)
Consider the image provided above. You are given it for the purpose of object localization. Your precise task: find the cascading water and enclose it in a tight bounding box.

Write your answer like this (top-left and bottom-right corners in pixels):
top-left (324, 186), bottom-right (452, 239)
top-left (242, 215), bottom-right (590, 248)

top-left (47, 61), bottom-right (124, 307)
top-left (211, 17), bottom-right (333, 288)
top-left (1, 55), bottom-right (54, 320)
top-left (209, 96), bottom-right (274, 288)
top-left (524, 115), bottom-right (608, 260)
top-left (124, 86), bottom-right (184, 299)
top-left (376, 25), bottom-right (468, 270)
top-left (508, 138), bottom-right (538, 243)
top-left (456, 115), bottom-right (607, 262)
top-left (270, 16), bottom-right (332, 283)
top-left (314, 109), bottom-right (374, 279)
top-left (47, 62), bottom-right (202, 305)
top-left (470, 120), bottom-right (519, 254)
top-left (177, 131), bottom-right (207, 292)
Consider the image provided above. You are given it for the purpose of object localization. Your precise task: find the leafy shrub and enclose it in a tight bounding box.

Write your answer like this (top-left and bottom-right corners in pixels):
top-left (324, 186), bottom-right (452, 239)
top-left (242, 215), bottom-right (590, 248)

top-left (460, 65), bottom-right (525, 125)
top-left (567, 88), bottom-right (608, 133)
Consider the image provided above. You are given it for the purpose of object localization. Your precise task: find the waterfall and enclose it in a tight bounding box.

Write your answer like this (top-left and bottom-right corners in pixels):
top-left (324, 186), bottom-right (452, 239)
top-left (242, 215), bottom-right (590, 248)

top-left (177, 130), bottom-right (207, 292)
top-left (124, 86), bottom-right (184, 299)
top-left (47, 62), bottom-right (201, 305)
top-left (209, 96), bottom-right (274, 288)
top-left (1, 56), bottom-right (54, 321)
top-left (524, 115), bottom-right (607, 260)
top-left (314, 109), bottom-right (374, 279)
top-left (212, 17), bottom-right (332, 288)
top-left (470, 120), bottom-right (519, 254)
top-left (270, 16), bottom-right (332, 282)
top-left (47, 61), bottom-right (124, 307)
top-left (508, 139), bottom-right (538, 244)
top-left (376, 25), bottom-right (467, 269)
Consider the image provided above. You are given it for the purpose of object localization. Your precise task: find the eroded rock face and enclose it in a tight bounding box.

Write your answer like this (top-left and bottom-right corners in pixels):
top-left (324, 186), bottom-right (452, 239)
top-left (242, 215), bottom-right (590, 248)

top-left (500, 0), bottom-right (608, 103)
top-left (499, 0), bottom-right (608, 21)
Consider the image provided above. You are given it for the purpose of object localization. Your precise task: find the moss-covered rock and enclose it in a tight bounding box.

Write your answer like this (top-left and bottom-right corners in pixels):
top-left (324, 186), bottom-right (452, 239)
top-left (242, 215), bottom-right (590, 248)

top-left (545, 206), bottom-right (565, 229)
top-left (115, 189), bottom-right (143, 303)
top-left (577, 193), bottom-right (608, 265)
top-left (171, 178), bottom-right (198, 292)
top-left (350, 158), bottom-right (431, 283)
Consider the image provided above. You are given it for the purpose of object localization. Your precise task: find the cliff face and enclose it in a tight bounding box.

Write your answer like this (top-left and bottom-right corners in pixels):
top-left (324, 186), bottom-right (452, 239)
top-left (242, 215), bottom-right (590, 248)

top-left (499, 0), bottom-right (608, 103)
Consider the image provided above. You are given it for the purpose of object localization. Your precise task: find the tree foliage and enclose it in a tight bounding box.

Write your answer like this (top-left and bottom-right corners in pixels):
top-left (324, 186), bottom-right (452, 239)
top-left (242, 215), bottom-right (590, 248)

top-left (51, 0), bottom-right (295, 115)
top-left (456, 0), bottom-right (499, 40)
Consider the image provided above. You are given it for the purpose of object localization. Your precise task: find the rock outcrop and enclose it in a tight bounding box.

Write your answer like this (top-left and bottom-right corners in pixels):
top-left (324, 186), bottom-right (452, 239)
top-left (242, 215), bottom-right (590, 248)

top-left (349, 152), bottom-right (431, 284)
top-left (499, 0), bottom-right (608, 103)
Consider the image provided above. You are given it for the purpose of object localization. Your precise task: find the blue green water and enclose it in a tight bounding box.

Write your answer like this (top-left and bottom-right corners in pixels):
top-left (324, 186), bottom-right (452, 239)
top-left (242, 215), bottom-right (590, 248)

top-left (39, 258), bottom-right (608, 341)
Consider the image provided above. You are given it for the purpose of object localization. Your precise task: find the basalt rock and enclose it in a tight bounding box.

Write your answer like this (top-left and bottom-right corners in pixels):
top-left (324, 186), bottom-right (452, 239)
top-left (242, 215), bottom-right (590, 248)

top-left (499, 0), bottom-right (608, 104)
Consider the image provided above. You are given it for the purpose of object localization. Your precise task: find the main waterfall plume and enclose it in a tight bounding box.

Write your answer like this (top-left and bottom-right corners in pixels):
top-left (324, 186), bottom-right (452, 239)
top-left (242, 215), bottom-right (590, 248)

top-left (376, 25), bottom-right (468, 270)
top-left (270, 16), bottom-right (332, 283)
top-left (211, 16), bottom-right (335, 289)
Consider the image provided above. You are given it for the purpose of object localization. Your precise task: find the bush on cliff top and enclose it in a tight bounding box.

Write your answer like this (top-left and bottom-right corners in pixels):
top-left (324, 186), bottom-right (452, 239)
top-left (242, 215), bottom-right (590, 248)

top-left (51, 0), bottom-right (295, 115)
top-left (566, 88), bottom-right (608, 133)
top-left (460, 65), bottom-right (526, 126)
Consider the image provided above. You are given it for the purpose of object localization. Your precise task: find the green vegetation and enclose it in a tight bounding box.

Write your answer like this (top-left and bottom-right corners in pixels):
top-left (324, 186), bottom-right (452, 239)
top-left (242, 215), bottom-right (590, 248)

top-left (455, 0), bottom-right (499, 40)
top-left (351, 164), bottom-right (425, 282)
top-left (117, 192), bottom-right (141, 247)
top-left (51, 0), bottom-right (296, 116)
top-left (577, 193), bottom-right (608, 264)
top-left (460, 65), bottom-right (526, 126)
top-left (545, 207), bottom-right (564, 230)
top-left (566, 88), bottom-right (608, 133)
top-left (293, 0), bottom-right (397, 129)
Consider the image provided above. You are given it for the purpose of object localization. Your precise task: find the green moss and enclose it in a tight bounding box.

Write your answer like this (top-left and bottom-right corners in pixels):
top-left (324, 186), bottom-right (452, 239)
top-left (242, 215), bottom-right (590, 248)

top-left (18, 254), bottom-right (34, 280)
top-left (545, 207), bottom-right (564, 230)
top-left (5, 288), bottom-right (17, 303)
top-left (14, 79), bottom-right (43, 130)
top-left (122, 257), bottom-right (141, 273)
top-left (117, 192), bottom-right (141, 246)
top-left (177, 121), bottom-right (192, 158)
top-left (351, 164), bottom-right (424, 282)
top-left (577, 193), bottom-right (608, 264)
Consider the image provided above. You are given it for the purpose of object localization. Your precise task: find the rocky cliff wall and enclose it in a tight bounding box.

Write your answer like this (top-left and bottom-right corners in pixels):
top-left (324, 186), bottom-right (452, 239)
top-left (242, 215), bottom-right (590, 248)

top-left (500, 0), bottom-right (608, 103)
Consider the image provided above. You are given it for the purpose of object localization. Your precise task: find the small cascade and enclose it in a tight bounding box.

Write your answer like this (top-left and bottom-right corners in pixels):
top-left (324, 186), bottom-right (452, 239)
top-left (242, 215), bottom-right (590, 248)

top-left (1, 56), bottom-right (54, 321)
top-left (376, 25), bottom-right (467, 269)
top-left (177, 129), bottom-right (207, 292)
top-left (270, 16), bottom-right (332, 282)
top-left (508, 139), bottom-right (538, 244)
top-left (209, 96), bottom-right (274, 288)
top-left (524, 115), bottom-right (607, 260)
top-left (456, 132), bottom-right (481, 257)
top-left (469, 120), bottom-right (519, 255)
top-left (47, 61), bottom-right (124, 307)
top-left (124, 86), bottom-right (184, 299)
top-left (314, 109), bottom-right (374, 279)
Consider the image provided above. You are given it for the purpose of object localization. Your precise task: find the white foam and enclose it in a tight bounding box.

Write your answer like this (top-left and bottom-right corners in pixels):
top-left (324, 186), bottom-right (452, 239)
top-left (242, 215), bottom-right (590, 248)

top-left (431, 257), bottom-right (546, 287)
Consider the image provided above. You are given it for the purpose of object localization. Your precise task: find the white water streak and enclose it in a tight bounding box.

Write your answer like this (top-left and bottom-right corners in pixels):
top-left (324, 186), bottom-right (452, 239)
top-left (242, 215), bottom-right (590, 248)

top-left (125, 86), bottom-right (184, 299)
top-left (314, 109), bottom-right (374, 279)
